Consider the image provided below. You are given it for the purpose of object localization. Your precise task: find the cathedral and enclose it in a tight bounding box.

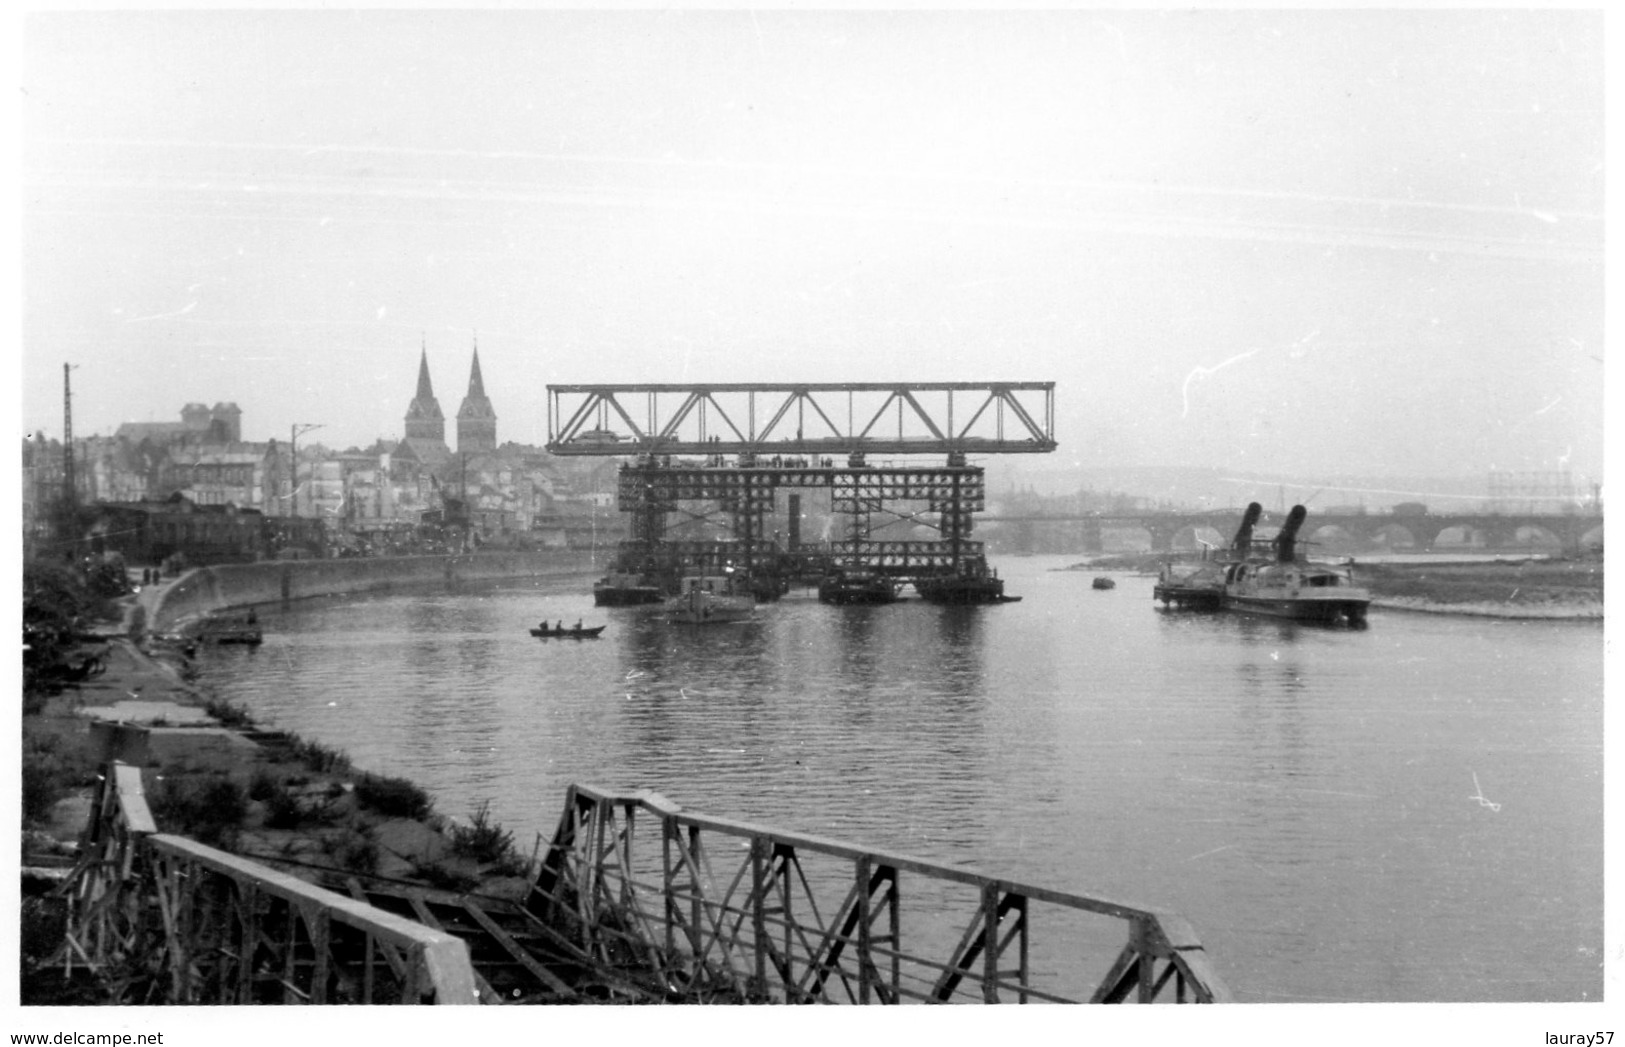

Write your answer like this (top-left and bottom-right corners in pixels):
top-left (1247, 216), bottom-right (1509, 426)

top-left (456, 344), bottom-right (498, 455)
top-left (396, 342), bottom-right (497, 468)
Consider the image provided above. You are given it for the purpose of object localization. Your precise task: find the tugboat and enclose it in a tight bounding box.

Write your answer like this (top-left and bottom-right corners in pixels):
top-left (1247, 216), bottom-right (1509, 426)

top-left (1221, 505), bottom-right (1371, 625)
top-left (817, 564), bottom-right (901, 605)
top-left (665, 572), bottom-right (755, 624)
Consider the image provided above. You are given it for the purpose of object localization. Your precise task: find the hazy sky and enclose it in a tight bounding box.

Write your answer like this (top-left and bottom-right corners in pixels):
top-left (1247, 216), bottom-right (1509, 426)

top-left (20, 9), bottom-right (1605, 485)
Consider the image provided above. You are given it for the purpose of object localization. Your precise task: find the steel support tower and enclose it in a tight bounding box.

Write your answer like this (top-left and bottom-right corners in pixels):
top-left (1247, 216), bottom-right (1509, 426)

top-left (547, 383), bottom-right (1055, 599)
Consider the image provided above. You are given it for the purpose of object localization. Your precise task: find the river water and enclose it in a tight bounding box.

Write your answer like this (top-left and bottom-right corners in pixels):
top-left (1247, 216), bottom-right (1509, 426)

top-left (194, 555), bottom-right (1603, 1003)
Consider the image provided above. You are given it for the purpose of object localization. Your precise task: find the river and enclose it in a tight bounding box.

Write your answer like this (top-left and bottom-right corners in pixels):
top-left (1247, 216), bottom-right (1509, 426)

top-left (193, 554), bottom-right (1604, 1003)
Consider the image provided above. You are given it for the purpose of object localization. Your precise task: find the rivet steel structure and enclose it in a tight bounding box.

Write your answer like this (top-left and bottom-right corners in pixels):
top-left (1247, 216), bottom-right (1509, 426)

top-left (546, 383), bottom-right (1057, 597)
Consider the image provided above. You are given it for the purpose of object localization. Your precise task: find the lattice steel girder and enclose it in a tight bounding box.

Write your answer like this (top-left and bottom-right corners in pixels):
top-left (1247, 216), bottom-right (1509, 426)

top-left (538, 784), bottom-right (1232, 1005)
top-left (623, 538), bottom-right (984, 571)
top-left (547, 383), bottom-right (1056, 456)
top-left (142, 836), bottom-right (480, 1005)
top-left (614, 463), bottom-right (984, 511)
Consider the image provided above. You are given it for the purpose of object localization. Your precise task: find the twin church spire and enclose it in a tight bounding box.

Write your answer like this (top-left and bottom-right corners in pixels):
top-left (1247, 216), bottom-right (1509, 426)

top-left (403, 339), bottom-right (497, 458)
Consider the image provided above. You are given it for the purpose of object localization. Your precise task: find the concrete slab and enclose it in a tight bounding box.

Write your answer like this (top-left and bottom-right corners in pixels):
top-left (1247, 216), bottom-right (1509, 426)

top-left (372, 818), bottom-right (454, 866)
top-left (143, 728), bottom-right (260, 775)
top-left (78, 700), bottom-right (217, 726)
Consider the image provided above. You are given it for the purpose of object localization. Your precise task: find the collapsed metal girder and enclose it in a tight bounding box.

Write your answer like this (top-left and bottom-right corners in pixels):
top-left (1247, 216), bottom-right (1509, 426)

top-left (528, 784), bottom-right (1231, 1004)
top-left (548, 382), bottom-right (1057, 457)
top-left (52, 761), bottom-right (479, 1005)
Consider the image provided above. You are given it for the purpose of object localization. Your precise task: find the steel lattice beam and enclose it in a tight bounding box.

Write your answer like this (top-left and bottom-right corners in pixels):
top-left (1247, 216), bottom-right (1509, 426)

top-left (526, 784), bottom-right (1232, 1004)
top-left (547, 383), bottom-right (1056, 456)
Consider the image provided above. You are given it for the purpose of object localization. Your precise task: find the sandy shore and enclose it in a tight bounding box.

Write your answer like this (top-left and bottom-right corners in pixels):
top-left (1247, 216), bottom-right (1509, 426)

top-left (1369, 595), bottom-right (1602, 620)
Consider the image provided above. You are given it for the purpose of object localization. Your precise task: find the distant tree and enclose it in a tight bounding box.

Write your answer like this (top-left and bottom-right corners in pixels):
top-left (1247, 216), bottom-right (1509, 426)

top-left (22, 559), bottom-right (104, 707)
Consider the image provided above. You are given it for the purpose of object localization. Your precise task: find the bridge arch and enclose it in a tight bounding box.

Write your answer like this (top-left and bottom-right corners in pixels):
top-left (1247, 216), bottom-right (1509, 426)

top-left (1302, 524), bottom-right (1361, 555)
top-left (1508, 525), bottom-right (1566, 553)
top-left (1431, 525), bottom-right (1488, 550)
top-left (1367, 524), bottom-right (1422, 551)
top-left (1169, 525), bottom-right (1226, 552)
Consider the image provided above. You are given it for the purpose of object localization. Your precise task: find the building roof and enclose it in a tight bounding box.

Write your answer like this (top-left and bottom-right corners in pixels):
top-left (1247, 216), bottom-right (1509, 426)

top-left (394, 435), bottom-right (452, 467)
top-left (115, 421), bottom-right (192, 442)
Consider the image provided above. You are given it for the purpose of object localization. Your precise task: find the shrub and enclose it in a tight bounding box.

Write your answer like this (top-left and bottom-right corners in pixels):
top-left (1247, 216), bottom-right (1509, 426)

top-left (262, 789), bottom-right (304, 831)
top-left (353, 774), bottom-right (432, 821)
top-left (203, 696), bottom-right (254, 730)
top-left (333, 830), bottom-right (379, 875)
top-left (22, 749), bottom-right (67, 826)
top-left (448, 800), bottom-right (518, 866)
top-left (247, 769), bottom-right (279, 802)
top-left (22, 734), bottom-right (95, 827)
top-left (148, 775), bottom-right (247, 850)
top-left (293, 737), bottom-right (351, 776)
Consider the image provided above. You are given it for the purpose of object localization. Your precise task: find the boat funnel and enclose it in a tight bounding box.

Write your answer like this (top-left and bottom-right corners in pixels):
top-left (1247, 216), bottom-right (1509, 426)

top-left (1275, 505), bottom-right (1308, 562)
top-left (1231, 502), bottom-right (1263, 554)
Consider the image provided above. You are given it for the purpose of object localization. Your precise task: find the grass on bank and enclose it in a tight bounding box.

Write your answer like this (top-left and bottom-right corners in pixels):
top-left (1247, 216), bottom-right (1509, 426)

top-left (1352, 558), bottom-right (1603, 607)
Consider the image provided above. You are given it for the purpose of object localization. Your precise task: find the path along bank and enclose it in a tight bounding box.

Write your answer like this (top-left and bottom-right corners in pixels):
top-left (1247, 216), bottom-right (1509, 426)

top-left (22, 550), bottom-right (598, 1002)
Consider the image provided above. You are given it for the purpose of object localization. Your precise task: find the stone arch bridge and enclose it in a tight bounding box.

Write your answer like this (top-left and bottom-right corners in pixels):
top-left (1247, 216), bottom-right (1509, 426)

top-left (982, 509), bottom-right (1604, 558)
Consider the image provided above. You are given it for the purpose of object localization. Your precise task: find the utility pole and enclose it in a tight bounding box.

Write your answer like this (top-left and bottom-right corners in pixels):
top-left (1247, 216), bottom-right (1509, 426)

top-left (62, 363), bottom-right (77, 514)
top-left (290, 423), bottom-right (324, 517)
top-left (61, 363), bottom-right (81, 556)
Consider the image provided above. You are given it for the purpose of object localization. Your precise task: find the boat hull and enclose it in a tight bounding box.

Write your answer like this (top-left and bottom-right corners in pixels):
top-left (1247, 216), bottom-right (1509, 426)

top-left (1216, 543), bottom-right (1371, 625)
top-left (593, 585), bottom-right (664, 607)
top-left (664, 590), bottom-right (754, 624)
top-left (913, 578), bottom-right (1020, 604)
top-left (818, 569), bottom-right (901, 605)
top-left (1154, 585), bottom-right (1224, 610)
top-left (1222, 594), bottom-right (1370, 625)
top-left (818, 585), bottom-right (901, 605)
top-left (211, 633), bottom-right (264, 645)
top-left (1154, 561), bottom-right (1228, 610)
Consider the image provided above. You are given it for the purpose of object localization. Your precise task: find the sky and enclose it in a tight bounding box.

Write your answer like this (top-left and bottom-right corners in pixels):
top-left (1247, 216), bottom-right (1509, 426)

top-left (18, 8), bottom-right (1606, 491)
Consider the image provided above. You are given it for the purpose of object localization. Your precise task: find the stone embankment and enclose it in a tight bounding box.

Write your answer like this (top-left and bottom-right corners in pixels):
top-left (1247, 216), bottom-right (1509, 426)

top-left (141, 548), bottom-right (593, 634)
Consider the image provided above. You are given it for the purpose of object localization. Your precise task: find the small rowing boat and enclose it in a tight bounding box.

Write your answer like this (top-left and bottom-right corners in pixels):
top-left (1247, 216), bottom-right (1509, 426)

top-left (530, 622), bottom-right (607, 639)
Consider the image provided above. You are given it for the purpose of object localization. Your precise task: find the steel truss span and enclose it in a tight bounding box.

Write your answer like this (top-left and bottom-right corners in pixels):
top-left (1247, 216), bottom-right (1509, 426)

top-left (547, 382), bottom-right (1056, 457)
top-left (53, 762), bottom-right (479, 1005)
top-left (530, 784), bottom-right (1231, 1004)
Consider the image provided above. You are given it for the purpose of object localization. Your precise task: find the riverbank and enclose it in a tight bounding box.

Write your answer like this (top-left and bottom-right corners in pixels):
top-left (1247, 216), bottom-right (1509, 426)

top-left (1064, 553), bottom-right (1604, 619)
top-left (21, 576), bottom-right (566, 1003)
top-left (144, 547), bottom-right (594, 633)
top-left (1356, 559), bottom-right (1603, 619)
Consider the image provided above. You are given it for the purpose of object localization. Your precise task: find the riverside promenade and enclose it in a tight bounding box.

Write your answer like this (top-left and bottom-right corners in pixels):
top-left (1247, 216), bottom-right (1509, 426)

top-left (137, 548), bottom-right (596, 634)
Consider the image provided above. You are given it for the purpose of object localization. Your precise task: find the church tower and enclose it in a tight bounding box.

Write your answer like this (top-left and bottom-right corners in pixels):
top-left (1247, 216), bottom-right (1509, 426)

top-left (404, 344), bottom-right (446, 444)
top-left (398, 342), bottom-right (451, 468)
top-left (456, 343), bottom-right (498, 456)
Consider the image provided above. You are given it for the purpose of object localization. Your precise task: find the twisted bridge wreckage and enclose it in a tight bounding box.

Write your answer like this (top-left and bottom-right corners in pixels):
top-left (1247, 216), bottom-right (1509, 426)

top-left (48, 766), bottom-right (1229, 1005)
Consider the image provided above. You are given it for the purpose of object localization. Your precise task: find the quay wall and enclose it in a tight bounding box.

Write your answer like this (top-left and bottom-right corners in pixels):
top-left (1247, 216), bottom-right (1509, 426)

top-left (145, 550), bottom-right (595, 633)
